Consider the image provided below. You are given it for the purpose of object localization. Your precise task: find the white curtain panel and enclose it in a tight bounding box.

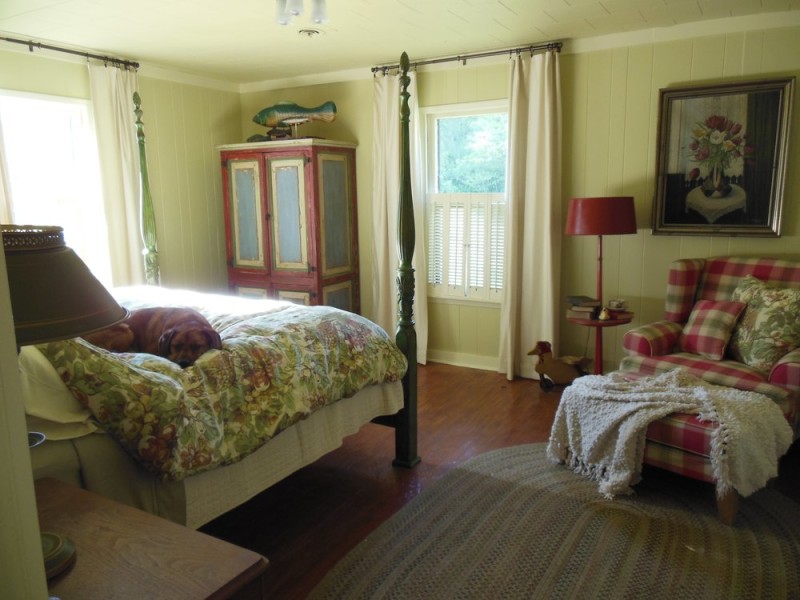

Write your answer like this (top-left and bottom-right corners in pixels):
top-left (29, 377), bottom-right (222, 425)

top-left (0, 119), bottom-right (11, 223)
top-left (498, 50), bottom-right (563, 380)
top-left (89, 64), bottom-right (145, 286)
top-left (371, 70), bottom-right (428, 364)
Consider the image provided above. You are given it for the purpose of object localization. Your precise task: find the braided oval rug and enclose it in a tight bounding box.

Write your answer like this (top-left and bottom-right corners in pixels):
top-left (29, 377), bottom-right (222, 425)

top-left (310, 444), bottom-right (800, 599)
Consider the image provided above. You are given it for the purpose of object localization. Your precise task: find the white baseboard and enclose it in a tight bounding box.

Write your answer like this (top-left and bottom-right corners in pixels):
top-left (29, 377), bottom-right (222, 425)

top-left (425, 350), bottom-right (498, 372)
top-left (425, 350), bottom-right (538, 380)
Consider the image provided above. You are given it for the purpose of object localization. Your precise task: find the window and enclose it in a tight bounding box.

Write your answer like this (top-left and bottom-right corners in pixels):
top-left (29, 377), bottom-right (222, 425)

top-left (0, 90), bottom-right (111, 286)
top-left (424, 101), bottom-right (507, 302)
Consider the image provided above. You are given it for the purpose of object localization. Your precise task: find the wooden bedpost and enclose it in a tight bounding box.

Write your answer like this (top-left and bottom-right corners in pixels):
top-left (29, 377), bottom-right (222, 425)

top-left (393, 52), bottom-right (420, 468)
top-left (133, 92), bottom-right (161, 286)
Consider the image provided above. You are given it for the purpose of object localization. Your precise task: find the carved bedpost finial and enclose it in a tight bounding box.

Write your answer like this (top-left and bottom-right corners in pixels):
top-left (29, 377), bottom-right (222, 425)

top-left (133, 92), bottom-right (161, 286)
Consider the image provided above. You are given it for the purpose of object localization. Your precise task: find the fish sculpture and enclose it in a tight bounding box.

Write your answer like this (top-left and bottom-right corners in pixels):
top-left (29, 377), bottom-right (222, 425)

top-left (252, 100), bottom-right (337, 128)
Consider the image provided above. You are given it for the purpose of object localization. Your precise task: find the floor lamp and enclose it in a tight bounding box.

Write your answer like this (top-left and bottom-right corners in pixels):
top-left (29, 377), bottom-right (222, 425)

top-left (2, 224), bottom-right (128, 580)
top-left (565, 197), bottom-right (637, 372)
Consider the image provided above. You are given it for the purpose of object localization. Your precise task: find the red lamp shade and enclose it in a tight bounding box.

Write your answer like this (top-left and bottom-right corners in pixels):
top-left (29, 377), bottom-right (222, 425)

top-left (565, 197), bottom-right (637, 236)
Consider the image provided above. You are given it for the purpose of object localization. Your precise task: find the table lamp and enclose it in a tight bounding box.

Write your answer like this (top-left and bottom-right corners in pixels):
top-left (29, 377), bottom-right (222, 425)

top-left (564, 196), bottom-right (637, 305)
top-left (2, 224), bottom-right (128, 580)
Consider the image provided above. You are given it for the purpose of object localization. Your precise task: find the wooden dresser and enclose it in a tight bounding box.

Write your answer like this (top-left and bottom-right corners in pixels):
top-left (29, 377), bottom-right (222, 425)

top-left (219, 139), bottom-right (360, 313)
top-left (36, 478), bottom-right (268, 599)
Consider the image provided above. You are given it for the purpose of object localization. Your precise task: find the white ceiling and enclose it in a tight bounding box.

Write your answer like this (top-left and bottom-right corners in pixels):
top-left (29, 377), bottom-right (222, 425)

top-left (2, 0), bottom-right (800, 85)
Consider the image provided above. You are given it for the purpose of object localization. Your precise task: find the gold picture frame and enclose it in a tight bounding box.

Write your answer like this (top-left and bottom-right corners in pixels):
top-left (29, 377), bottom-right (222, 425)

top-left (652, 77), bottom-right (794, 237)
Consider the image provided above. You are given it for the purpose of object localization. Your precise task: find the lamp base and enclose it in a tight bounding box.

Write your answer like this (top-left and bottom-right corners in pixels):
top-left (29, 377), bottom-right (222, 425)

top-left (42, 531), bottom-right (76, 579)
top-left (28, 432), bottom-right (77, 580)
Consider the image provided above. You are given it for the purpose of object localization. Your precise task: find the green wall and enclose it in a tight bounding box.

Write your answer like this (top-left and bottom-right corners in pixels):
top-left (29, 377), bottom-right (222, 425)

top-left (3, 21), bottom-right (800, 373)
top-left (560, 28), bottom-right (800, 372)
top-left (245, 25), bottom-right (800, 372)
top-left (0, 49), bottom-right (241, 293)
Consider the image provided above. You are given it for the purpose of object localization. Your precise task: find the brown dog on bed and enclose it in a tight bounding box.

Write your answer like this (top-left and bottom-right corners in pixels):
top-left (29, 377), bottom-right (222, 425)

top-left (84, 307), bottom-right (222, 368)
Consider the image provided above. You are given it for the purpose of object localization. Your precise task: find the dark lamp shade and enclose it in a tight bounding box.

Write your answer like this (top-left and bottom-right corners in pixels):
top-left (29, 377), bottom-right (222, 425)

top-left (2, 225), bottom-right (128, 346)
top-left (565, 196), bottom-right (637, 236)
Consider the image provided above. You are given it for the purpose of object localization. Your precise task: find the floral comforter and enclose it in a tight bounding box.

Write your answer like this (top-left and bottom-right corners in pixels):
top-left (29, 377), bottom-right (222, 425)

top-left (36, 288), bottom-right (407, 481)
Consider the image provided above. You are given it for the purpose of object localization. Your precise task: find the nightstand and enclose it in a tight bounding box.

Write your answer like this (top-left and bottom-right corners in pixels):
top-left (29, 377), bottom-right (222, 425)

top-left (567, 313), bottom-right (633, 374)
top-left (35, 478), bottom-right (268, 599)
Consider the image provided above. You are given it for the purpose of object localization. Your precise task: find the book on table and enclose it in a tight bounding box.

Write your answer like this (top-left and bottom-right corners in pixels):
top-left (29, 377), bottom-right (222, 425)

top-left (566, 295), bottom-right (601, 307)
top-left (568, 304), bottom-right (596, 313)
top-left (566, 308), bottom-right (599, 319)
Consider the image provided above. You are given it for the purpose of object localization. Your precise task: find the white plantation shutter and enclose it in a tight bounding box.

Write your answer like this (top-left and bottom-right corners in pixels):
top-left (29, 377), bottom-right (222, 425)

top-left (427, 193), bottom-right (504, 301)
top-left (468, 203), bottom-right (485, 290)
top-left (447, 202), bottom-right (464, 288)
top-left (427, 202), bottom-right (444, 285)
top-left (490, 200), bottom-right (504, 292)
top-left (423, 102), bottom-right (507, 303)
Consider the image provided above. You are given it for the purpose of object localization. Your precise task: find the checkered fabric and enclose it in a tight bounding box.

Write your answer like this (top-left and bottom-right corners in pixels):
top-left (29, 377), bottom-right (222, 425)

top-left (678, 300), bottom-right (746, 360)
top-left (617, 358), bottom-right (799, 481)
top-left (618, 354), bottom-right (792, 404)
top-left (618, 255), bottom-right (800, 484)
top-left (643, 440), bottom-right (716, 483)
top-left (623, 320), bottom-right (682, 357)
top-left (664, 258), bottom-right (705, 322)
top-left (697, 257), bottom-right (800, 302)
top-left (772, 348), bottom-right (800, 390)
top-left (663, 257), bottom-right (800, 323)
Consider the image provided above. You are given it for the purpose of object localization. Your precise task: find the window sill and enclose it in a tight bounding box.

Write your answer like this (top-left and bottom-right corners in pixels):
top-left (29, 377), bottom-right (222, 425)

top-left (426, 295), bottom-right (502, 309)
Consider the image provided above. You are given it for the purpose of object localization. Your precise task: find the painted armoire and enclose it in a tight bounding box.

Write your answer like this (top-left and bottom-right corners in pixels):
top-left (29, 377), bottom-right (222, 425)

top-left (219, 139), bottom-right (359, 313)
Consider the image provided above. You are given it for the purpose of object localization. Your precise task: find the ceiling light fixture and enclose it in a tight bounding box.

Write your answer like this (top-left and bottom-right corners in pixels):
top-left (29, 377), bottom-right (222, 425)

top-left (298, 28), bottom-right (321, 38)
top-left (276, 0), bottom-right (328, 26)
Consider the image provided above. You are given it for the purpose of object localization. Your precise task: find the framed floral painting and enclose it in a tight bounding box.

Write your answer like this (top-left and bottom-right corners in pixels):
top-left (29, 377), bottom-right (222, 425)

top-left (652, 78), bottom-right (794, 236)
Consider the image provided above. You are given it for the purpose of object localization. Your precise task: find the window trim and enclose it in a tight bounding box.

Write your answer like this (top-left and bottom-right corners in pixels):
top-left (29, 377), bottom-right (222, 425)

top-left (422, 100), bottom-right (508, 304)
top-left (422, 99), bottom-right (509, 194)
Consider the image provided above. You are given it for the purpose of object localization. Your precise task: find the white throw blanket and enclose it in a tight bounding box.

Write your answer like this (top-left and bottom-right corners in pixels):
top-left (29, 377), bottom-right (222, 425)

top-left (547, 369), bottom-right (793, 499)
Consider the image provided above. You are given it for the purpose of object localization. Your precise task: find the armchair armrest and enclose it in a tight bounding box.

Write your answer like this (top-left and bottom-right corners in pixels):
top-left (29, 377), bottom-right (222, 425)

top-left (623, 320), bottom-right (683, 357)
top-left (769, 347), bottom-right (800, 393)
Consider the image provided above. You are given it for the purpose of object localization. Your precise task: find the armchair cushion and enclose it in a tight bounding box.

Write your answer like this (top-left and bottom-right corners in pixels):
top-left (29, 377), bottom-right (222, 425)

top-left (623, 320), bottom-right (683, 357)
top-left (678, 300), bottom-right (746, 360)
top-left (664, 259), bottom-right (706, 322)
top-left (729, 275), bottom-right (800, 374)
top-left (770, 347), bottom-right (800, 391)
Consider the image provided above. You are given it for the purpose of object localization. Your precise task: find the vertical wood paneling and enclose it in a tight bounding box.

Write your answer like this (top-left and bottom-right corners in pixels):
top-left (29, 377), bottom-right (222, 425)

top-left (136, 76), bottom-right (240, 291)
top-left (561, 27), bottom-right (800, 372)
top-left (722, 33), bottom-right (746, 78)
top-left (741, 31), bottom-right (766, 75)
top-left (690, 37), bottom-right (726, 79)
top-left (584, 52), bottom-right (613, 191)
top-left (3, 24), bottom-right (800, 374)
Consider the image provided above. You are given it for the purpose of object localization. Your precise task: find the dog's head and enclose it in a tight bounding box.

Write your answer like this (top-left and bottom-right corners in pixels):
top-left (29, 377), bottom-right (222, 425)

top-left (158, 322), bottom-right (222, 368)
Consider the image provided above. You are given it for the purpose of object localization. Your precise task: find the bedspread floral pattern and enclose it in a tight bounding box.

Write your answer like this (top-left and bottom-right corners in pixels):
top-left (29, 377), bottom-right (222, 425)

top-left (37, 304), bottom-right (407, 481)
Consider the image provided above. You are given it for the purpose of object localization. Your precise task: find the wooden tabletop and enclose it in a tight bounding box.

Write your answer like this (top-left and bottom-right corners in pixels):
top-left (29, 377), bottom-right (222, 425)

top-left (566, 315), bottom-right (633, 327)
top-left (36, 478), bottom-right (268, 599)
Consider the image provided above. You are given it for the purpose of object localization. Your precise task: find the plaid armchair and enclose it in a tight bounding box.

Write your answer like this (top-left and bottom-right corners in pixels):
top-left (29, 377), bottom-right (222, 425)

top-left (617, 257), bottom-right (800, 522)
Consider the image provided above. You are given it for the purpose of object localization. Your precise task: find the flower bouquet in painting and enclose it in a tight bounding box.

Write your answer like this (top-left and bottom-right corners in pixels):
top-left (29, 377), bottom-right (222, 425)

top-left (687, 115), bottom-right (754, 199)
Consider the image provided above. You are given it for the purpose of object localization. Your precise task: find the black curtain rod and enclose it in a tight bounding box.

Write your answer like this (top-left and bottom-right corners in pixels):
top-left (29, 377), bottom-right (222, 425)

top-left (0, 34), bottom-right (139, 70)
top-left (371, 41), bottom-right (561, 74)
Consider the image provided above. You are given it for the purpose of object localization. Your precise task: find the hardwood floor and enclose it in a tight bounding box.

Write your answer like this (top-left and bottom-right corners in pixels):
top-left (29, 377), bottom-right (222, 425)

top-left (200, 362), bottom-right (800, 599)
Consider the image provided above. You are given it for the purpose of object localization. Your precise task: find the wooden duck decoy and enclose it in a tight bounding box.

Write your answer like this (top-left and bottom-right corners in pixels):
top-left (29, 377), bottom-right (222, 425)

top-left (527, 341), bottom-right (590, 391)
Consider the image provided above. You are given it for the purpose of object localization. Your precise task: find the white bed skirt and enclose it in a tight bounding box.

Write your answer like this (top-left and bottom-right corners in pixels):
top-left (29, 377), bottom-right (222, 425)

top-left (185, 381), bottom-right (402, 527)
top-left (30, 381), bottom-right (403, 528)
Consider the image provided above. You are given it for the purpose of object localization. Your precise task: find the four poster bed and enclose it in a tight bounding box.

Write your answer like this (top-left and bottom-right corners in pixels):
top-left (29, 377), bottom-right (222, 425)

top-left (26, 53), bottom-right (419, 528)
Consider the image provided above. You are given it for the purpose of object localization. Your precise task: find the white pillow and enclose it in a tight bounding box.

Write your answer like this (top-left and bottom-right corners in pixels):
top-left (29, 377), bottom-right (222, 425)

top-left (19, 345), bottom-right (97, 440)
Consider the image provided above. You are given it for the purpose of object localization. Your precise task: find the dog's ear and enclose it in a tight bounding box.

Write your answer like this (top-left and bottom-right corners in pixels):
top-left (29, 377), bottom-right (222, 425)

top-left (204, 328), bottom-right (222, 350)
top-left (158, 329), bottom-right (176, 357)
